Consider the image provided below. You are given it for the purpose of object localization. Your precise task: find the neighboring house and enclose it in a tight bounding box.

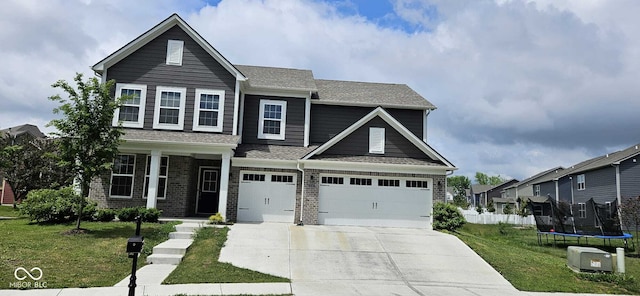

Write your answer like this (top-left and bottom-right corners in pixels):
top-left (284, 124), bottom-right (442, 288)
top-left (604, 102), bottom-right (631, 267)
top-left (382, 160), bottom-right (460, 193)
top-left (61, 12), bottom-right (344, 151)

top-left (470, 184), bottom-right (492, 207)
top-left (532, 143), bottom-right (640, 206)
top-left (501, 166), bottom-right (563, 201)
top-left (487, 179), bottom-right (518, 200)
top-left (0, 124), bottom-right (47, 205)
top-left (491, 197), bottom-right (517, 214)
top-left (87, 14), bottom-right (456, 228)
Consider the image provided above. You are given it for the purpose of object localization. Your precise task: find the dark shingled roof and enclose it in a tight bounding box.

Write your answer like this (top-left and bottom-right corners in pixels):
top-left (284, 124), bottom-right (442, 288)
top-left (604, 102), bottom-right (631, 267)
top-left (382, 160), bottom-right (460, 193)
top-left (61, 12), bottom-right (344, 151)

top-left (309, 154), bottom-right (447, 166)
top-left (0, 124), bottom-right (46, 138)
top-left (122, 129), bottom-right (240, 145)
top-left (235, 65), bottom-right (317, 92)
top-left (235, 144), bottom-right (318, 160)
top-left (314, 79), bottom-right (436, 110)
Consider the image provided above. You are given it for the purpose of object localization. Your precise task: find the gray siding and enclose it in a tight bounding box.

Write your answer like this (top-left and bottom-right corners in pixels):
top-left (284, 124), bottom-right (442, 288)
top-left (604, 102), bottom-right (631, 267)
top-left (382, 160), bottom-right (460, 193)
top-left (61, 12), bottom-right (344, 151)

top-left (107, 26), bottom-right (236, 134)
top-left (572, 167), bottom-right (617, 204)
top-left (538, 181), bottom-right (556, 200)
top-left (323, 117), bottom-right (427, 158)
top-left (310, 105), bottom-right (423, 144)
top-left (558, 177), bottom-right (572, 203)
top-left (242, 95), bottom-right (305, 146)
top-left (620, 158), bottom-right (640, 198)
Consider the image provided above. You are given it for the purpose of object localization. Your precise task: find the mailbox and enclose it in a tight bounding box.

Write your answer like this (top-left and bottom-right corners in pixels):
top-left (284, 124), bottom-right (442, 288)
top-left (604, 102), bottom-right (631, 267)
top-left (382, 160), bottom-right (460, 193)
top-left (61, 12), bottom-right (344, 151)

top-left (127, 236), bottom-right (144, 254)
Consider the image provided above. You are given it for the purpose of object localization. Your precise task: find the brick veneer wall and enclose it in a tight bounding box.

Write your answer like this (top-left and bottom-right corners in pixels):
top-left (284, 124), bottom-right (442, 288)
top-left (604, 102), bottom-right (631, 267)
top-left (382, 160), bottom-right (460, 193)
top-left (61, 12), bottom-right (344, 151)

top-left (89, 154), bottom-right (197, 217)
top-left (227, 166), bottom-right (302, 223)
top-left (301, 169), bottom-right (446, 225)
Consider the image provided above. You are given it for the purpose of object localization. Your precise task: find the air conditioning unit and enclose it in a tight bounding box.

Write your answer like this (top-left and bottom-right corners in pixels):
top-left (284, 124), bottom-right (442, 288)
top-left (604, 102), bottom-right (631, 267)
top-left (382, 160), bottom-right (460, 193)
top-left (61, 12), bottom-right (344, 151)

top-left (567, 246), bottom-right (613, 273)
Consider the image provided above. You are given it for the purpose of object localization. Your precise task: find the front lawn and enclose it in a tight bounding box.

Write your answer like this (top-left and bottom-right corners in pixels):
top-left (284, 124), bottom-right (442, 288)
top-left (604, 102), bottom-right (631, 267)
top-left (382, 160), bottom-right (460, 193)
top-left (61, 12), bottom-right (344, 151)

top-left (0, 218), bottom-right (177, 289)
top-left (454, 223), bottom-right (639, 294)
top-left (163, 227), bottom-right (289, 284)
top-left (0, 205), bottom-right (20, 217)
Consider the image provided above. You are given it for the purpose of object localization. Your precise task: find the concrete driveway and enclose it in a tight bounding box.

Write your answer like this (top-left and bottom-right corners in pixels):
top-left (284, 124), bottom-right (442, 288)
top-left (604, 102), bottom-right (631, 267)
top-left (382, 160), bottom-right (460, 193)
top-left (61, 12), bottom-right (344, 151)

top-left (219, 223), bottom-right (520, 296)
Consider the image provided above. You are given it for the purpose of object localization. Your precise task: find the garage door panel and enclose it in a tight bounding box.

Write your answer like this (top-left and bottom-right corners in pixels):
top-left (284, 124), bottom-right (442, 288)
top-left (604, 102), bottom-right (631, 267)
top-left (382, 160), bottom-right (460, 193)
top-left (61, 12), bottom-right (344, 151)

top-left (237, 172), bottom-right (296, 223)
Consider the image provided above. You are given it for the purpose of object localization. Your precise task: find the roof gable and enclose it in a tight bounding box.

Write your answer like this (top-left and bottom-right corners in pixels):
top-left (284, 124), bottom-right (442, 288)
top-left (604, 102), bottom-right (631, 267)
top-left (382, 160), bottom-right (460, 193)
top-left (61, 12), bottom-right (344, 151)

top-left (302, 107), bottom-right (455, 168)
top-left (92, 14), bottom-right (245, 80)
top-left (505, 166), bottom-right (564, 189)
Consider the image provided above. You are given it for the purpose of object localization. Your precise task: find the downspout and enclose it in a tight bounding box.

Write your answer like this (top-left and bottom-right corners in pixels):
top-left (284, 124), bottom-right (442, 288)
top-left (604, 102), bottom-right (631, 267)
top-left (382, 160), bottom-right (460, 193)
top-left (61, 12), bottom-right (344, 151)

top-left (296, 161), bottom-right (305, 225)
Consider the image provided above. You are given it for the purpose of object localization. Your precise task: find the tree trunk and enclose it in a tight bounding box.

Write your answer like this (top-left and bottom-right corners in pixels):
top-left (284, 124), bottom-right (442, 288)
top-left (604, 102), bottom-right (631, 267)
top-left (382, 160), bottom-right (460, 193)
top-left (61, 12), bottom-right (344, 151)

top-left (75, 182), bottom-right (90, 230)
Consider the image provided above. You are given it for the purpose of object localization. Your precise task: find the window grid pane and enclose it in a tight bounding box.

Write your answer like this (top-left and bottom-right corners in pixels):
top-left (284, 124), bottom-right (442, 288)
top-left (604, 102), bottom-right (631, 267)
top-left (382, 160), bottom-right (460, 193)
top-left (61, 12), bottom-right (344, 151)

top-left (200, 94), bottom-right (220, 110)
top-left (263, 120), bottom-right (281, 134)
top-left (159, 108), bottom-right (179, 124)
top-left (160, 91), bottom-right (181, 108)
top-left (263, 104), bottom-right (282, 119)
top-left (121, 89), bottom-right (141, 105)
top-left (198, 111), bottom-right (218, 126)
top-left (119, 106), bottom-right (139, 122)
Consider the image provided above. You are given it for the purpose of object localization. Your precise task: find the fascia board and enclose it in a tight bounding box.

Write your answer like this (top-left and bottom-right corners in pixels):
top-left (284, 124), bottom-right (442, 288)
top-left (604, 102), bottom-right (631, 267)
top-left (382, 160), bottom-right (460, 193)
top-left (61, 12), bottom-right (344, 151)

top-left (231, 158), bottom-right (298, 169)
top-left (120, 139), bottom-right (236, 155)
top-left (300, 159), bottom-right (450, 175)
top-left (310, 100), bottom-right (433, 111)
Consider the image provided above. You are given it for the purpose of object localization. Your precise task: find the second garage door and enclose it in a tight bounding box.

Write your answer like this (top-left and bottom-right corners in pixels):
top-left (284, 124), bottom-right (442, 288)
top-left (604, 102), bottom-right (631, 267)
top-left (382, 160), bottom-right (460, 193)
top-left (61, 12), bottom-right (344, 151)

top-left (237, 171), bottom-right (297, 223)
top-left (318, 175), bottom-right (432, 228)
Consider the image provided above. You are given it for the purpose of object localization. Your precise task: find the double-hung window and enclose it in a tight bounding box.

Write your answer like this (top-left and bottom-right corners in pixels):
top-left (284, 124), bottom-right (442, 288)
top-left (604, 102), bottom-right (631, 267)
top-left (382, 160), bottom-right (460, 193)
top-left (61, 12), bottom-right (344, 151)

top-left (193, 89), bottom-right (225, 132)
top-left (113, 84), bottom-right (146, 128)
top-left (534, 185), bottom-right (540, 196)
top-left (153, 86), bottom-right (186, 130)
top-left (143, 156), bottom-right (169, 199)
top-left (110, 154), bottom-right (136, 198)
top-left (577, 174), bottom-right (586, 190)
top-left (258, 100), bottom-right (286, 140)
top-left (578, 203), bottom-right (587, 218)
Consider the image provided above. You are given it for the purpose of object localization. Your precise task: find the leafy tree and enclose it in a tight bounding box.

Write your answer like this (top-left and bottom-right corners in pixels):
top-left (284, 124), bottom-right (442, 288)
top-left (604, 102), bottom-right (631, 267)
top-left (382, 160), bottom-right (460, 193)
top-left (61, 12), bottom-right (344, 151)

top-left (474, 172), bottom-right (506, 186)
top-left (433, 202), bottom-right (466, 232)
top-left (620, 196), bottom-right (640, 254)
top-left (448, 175), bottom-right (470, 209)
top-left (48, 73), bottom-right (124, 230)
top-left (0, 134), bottom-right (72, 208)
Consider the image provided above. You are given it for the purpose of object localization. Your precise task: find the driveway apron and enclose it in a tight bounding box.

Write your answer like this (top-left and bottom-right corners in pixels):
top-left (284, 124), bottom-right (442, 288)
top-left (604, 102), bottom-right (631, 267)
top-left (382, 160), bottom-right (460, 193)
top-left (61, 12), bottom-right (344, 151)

top-left (219, 223), bottom-right (520, 296)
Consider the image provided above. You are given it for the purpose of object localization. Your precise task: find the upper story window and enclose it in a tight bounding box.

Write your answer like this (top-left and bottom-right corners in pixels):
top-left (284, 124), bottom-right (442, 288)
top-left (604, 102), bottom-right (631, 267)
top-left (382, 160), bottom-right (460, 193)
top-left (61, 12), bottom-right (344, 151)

top-left (258, 99), bottom-right (287, 140)
top-left (534, 185), bottom-right (540, 196)
top-left (577, 174), bottom-right (586, 190)
top-left (113, 84), bottom-right (147, 128)
top-left (193, 89), bottom-right (225, 132)
top-left (369, 127), bottom-right (385, 154)
top-left (166, 40), bottom-right (184, 66)
top-left (153, 86), bottom-right (186, 130)
top-left (110, 154), bottom-right (136, 198)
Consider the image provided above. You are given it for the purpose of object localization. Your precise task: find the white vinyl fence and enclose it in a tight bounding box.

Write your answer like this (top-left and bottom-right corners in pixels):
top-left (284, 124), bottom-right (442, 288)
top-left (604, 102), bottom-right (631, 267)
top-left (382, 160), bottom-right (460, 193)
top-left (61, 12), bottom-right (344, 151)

top-left (460, 209), bottom-right (536, 225)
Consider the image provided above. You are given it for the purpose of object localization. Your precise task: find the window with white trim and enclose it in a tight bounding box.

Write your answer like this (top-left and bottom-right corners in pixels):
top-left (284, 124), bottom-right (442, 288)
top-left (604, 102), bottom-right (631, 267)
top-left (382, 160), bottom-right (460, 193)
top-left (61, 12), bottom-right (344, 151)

top-left (153, 86), bottom-right (186, 130)
top-left (369, 127), bottom-right (385, 154)
top-left (113, 84), bottom-right (146, 128)
top-left (578, 203), bottom-right (586, 218)
top-left (110, 154), bottom-right (136, 198)
top-left (166, 40), bottom-right (184, 66)
top-left (534, 185), bottom-right (540, 196)
top-left (193, 89), bottom-right (224, 132)
top-left (258, 100), bottom-right (286, 140)
top-left (577, 174), bottom-right (585, 190)
top-left (143, 156), bottom-right (169, 199)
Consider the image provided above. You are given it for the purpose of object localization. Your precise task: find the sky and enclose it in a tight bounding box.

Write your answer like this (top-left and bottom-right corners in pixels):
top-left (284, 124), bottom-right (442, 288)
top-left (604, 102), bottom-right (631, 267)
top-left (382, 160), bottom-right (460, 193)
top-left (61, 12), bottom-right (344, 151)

top-left (1, 0), bottom-right (639, 182)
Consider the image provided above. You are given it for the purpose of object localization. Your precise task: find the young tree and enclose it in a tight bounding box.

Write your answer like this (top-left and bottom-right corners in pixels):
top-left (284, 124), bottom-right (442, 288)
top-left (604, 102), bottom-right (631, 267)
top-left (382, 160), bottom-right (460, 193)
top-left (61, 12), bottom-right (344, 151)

top-left (0, 134), bottom-right (72, 208)
top-left (475, 172), bottom-right (506, 186)
top-left (620, 196), bottom-right (640, 254)
top-left (48, 73), bottom-right (124, 230)
top-left (448, 175), bottom-right (471, 208)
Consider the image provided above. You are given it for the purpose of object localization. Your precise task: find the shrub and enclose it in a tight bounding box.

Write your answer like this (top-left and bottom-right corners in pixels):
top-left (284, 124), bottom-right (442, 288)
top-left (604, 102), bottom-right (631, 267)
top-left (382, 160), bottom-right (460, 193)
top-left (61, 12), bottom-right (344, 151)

top-left (141, 208), bottom-right (162, 223)
top-left (94, 208), bottom-right (116, 222)
top-left (502, 204), bottom-right (513, 215)
top-left (117, 207), bottom-right (141, 222)
top-left (19, 187), bottom-right (82, 223)
top-left (81, 200), bottom-right (98, 221)
top-left (476, 204), bottom-right (483, 214)
top-left (487, 202), bottom-right (496, 213)
top-left (208, 212), bottom-right (224, 224)
top-left (433, 202), bottom-right (466, 231)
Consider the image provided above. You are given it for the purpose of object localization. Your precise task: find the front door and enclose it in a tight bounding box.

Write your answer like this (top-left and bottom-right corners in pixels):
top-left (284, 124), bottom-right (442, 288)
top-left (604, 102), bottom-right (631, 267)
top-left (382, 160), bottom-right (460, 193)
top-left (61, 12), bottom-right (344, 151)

top-left (197, 167), bottom-right (219, 214)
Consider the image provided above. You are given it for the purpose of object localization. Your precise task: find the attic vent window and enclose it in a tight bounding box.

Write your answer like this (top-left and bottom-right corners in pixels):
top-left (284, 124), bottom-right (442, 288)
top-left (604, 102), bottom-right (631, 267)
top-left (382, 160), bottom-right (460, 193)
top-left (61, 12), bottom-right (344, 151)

top-left (166, 40), bottom-right (184, 66)
top-left (369, 127), bottom-right (385, 154)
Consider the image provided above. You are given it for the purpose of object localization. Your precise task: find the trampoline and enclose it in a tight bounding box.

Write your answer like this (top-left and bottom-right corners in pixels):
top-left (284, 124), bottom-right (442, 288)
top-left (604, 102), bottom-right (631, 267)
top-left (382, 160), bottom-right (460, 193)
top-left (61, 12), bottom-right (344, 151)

top-left (528, 196), bottom-right (634, 249)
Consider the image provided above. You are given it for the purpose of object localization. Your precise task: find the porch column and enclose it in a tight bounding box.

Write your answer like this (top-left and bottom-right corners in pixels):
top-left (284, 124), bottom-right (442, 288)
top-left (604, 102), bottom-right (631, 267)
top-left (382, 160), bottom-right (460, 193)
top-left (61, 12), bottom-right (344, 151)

top-left (218, 152), bottom-right (231, 220)
top-left (146, 150), bottom-right (161, 209)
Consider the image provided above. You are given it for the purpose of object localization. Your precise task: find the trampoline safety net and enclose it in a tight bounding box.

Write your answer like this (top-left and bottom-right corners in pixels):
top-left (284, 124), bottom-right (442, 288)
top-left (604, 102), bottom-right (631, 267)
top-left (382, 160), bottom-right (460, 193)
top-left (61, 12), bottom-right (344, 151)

top-left (527, 197), bottom-right (623, 236)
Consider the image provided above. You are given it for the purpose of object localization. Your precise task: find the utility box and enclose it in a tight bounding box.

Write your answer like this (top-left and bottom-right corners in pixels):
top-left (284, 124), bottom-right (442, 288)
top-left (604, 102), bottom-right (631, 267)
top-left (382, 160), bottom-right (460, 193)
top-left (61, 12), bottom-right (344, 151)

top-left (567, 246), bottom-right (613, 273)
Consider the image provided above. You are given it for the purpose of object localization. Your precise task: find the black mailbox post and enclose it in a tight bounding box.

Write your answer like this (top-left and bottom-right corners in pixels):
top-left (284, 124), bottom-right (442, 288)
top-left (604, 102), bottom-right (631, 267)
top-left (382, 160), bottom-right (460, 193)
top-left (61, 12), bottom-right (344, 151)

top-left (127, 216), bottom-right (144, 296)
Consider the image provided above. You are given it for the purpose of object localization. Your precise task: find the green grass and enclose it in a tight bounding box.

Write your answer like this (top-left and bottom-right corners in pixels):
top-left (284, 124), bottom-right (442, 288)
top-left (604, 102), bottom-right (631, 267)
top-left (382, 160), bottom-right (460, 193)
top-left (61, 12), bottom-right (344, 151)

top-left (454, 223), bottom-right (639, 294)
top-left (164, 227), bottom-right (290, 284)
top-left (0, 218), bottom-right (178, 288)
top-left (0, 205), bottom-right (21, 217)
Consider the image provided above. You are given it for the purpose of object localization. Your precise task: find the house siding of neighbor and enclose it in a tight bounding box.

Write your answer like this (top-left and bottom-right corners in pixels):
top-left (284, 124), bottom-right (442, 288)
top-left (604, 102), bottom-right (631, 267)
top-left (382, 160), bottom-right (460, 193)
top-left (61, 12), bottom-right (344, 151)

top-left (88, 14), bottom-right (456, 229)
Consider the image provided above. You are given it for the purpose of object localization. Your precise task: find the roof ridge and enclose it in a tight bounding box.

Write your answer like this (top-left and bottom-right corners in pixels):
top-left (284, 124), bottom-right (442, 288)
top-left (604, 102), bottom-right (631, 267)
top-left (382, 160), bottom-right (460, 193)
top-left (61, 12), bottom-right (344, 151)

top-left (234, 64), bottom-right (313, 72)
top-left (315, 78), bottom-right (406, 86)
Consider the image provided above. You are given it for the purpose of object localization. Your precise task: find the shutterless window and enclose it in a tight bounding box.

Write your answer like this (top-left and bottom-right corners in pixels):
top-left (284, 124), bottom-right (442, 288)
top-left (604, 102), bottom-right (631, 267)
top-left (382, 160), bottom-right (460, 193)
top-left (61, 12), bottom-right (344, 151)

top-left (113, 84), bottom-right (146, 128)
top-left (271, 175), bottom-right (293, 183)
top-left (350, 178), bottom-right (372, 186)
top-left (153, 86), bottom-right (186, 130)
top-left (378, 179), bottom-right (400, 187)
top-left (321, 176), bottom-right (344, 185)
top-left (243, 174), bottom-right (265, 182)
top-left (193, 89), bottom-right (224, 132)
top-left (110, 154), bottom-right (136, 198)
top-left (258, 100), bottom-right (287, 140)
top-left (577, 174), bottom-right (585, 190)
top-left (144, 156), bottom-right (169, 199)
top-left (406, 180), bottom-right (429, 188)
top-left (534, 185), bottom-right (540, 196)
top-left (578, 203), bottom-right (586, 218)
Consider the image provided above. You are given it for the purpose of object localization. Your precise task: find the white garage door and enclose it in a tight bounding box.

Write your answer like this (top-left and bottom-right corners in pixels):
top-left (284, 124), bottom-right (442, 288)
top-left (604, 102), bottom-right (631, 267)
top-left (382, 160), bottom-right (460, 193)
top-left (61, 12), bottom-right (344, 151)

top-left (318, 175), bottom-right (432, 228)
top-left (237, 171), bottom-right (297, 223)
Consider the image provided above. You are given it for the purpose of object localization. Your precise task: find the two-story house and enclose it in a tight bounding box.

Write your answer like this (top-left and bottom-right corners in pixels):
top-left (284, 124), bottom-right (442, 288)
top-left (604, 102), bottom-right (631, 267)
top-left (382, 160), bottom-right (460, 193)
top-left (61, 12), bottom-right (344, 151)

top-left (88, 14), bottom-right (456, 228)
top-left (501, 166), bottom-right (563, 202)
top-left (0, 124), bottom-right (46, 205)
